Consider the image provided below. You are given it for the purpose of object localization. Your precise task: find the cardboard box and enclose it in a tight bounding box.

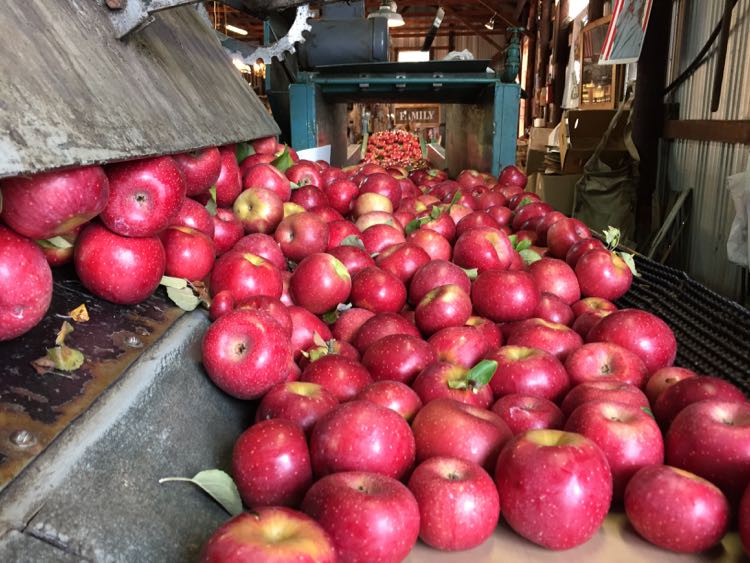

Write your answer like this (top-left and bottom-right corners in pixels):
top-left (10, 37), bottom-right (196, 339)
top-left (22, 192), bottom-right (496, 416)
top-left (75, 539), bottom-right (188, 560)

top-left (524, 127), bottom-right (555, 174)
top-left (559, 110), bottom-right (628, 173)
top-left (533, 173), bottom-right (582, 216)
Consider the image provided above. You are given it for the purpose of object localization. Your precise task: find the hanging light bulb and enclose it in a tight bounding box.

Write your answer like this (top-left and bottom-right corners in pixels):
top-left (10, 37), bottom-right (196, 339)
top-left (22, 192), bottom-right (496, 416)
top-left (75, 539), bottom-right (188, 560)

top-left (484, 13), bottom-right (496, 31)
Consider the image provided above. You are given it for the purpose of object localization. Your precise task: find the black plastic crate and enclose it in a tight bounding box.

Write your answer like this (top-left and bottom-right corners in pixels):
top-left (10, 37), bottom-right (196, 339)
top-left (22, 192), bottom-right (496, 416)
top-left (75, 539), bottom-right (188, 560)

top-left (616, 256), bottom-right (750, 394)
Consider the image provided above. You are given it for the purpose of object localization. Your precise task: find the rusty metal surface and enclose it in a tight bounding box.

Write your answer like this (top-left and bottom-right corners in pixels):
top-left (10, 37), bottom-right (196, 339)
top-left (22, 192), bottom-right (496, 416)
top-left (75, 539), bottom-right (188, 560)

top-left (0, 2), bottom-right (279, 178)
top-left (0, 267), bottom-right (183, 491)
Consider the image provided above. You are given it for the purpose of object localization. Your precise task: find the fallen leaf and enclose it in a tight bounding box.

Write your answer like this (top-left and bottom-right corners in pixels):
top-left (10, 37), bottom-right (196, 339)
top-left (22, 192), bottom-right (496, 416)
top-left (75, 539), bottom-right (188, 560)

top-left (68, 304), bottom-right (90, 323)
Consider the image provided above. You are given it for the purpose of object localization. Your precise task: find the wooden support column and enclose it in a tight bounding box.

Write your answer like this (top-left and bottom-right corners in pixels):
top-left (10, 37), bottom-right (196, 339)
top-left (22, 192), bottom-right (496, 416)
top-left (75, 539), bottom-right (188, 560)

top-left (534, 0), bottom-right (553, 120)
top-left (523, 0), bottom-right (537, 131)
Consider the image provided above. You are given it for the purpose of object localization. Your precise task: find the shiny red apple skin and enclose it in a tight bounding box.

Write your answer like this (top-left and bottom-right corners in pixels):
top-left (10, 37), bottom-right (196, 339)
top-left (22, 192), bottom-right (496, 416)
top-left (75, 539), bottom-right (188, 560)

top-left (327, 245), bottom-right (374, 277)
top-left (302, 471), bottom-right (419, 563)
top-left (232, 418), bottom-right (312, 507)
top-left (408, 259), bottom-right (470, 306)
top-left (173, 147), bottom-right (221, 197)
top-left (210, 251), bottom-right (282, 301)
top-left (201, 309), bottom-right (291, 399)
top-left (511, 201), bottom-right (552, 232)
top-left (452, 227), bottom-right (514, 272)
top-left (236, 295), bottom-right (292, 337)
top-left (666, 400), bottom-right (750, 499)
top-left (290, 186), bottom-right (329, 210)
top-left (546, 217), bottom-right (591, 259)
top-left (411, 361), bottom-right (495, 409)
top-left (359, 173), bottom-right (402, 208)
top-left (200, 507), bottom-right (336, 563)
top-left (472, 270), bottom-right (541, 323)
top-left (572, 310), bottom-right (612, 339)
top-left (170, 197), bottom-right (215, 238)
top-left (375, 242), bottom-right (430, 285)
top-left (415, 284), bottom-right (473, 336)
top-left (289, 253), bottom-right (351, 314)
top-left (587, 309), bottom-right (677, 374)
top-left (357, 380), bottom-right (423, 422)
top-left (506, 318), bottom-right (583, 362)
top-left (36, 226), bottom-right (81, 267)
top-left (528, 258), bottom-right (581, 305)
top-left (575, 248), bottom-right (633, 301)
top-left (233, 187), bottom-right (284, 234)
top-left (406, 228), bottom-right (452, 261)
top-left (360, 223), bottom-right (405, 255)
top-left (361, 334), bottom-right (436, 385)
top-left (564, 342), bottom-right (649, 388)
top-left (412, 398), bottom-right (512, 472)
top-left (288, 305), bottom-right (332, 360)
top-left (331, 307), bottom-right (375, 343)
top-left (535, 210), bottom-right (566, 246)
top-left (300, 355), bottom-right (372, 402)
top-left (624, 465), bottom-right (729, 553)
top-left (74, 223), bottom-right (165, 305)
top-left (565, 237), bottom-right (606, 268)
top-left (275, 211), bottom-right (329, 262)
top-left (0, 226), bottom-right (53, 341)
top-left (466, 316), bottom-right (503, 349)
top-left (408, 456), bottom-right (500, 551)
top-left (491, 394), bottom-right (564, 435)
top-left (644, 366), bottom-right (697, 405)
top-left (255, 381), bottom-right (339, 435)
top-left (353, 311), bottom-right (420, 353)
top-left (497, 164), bottom-right (527, 188)
top-left (309, 400), bottom-right (415, 479)
top-left (0, 165), bottom-right (109, 239)
top-left (494, 430), bottom-right (613, 550)
top-left (286, 162), bottom-right (323, 189)
top-left (322, 178), bottom-right (358, 216)
top-left (428, 326), bottom-right (493, 369)
top-left (565, 400), bottom-right (664, 500)
top-left (325, 220), bottom-right (361, 249)
top-left (653, 375), bottom-right (746, 428)
top-left (233, 233), bottom-right (286, 270)
top-left (571, 296), bottom-right (618, 318)
top-left (485, 345), bottom-right (569, 402)
top-left (534, 293), bottom-right (575, 325)
top-left (160, 226), bottom-right (215, 281)
top-left (561, 381), bottom-right (650, 417)
top-left (350, 266), bottom-right (406, 314)
top-left (211, 208), bottom-right (244, 256)
top-left (102, 156), bottom-right (186, 237)
top-left (208, 290), bottom-right (234, 321)
top-left (242, 162), bottom-right (291, 201)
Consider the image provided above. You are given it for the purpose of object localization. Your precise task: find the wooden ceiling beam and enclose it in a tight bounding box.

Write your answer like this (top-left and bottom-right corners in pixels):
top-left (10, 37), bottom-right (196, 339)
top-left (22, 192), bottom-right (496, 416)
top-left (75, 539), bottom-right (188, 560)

top-left (442, 5), bottom-right (503, 51)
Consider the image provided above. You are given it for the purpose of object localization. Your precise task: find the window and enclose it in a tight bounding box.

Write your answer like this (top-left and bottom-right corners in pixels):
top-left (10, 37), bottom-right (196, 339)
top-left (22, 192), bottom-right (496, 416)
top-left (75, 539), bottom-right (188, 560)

top-left (397, 50), bottom-right (430, 62)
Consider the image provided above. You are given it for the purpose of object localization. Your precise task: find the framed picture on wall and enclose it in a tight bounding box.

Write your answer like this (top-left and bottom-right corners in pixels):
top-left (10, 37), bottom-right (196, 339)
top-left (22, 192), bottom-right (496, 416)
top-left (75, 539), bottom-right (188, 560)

top-left (578, 16), bottom-right (624, 109)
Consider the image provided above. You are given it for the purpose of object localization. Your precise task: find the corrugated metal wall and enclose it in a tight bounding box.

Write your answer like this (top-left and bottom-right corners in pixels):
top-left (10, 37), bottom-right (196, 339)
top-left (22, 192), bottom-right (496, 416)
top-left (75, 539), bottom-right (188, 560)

top-left (391, 34), bottom-right (505, 61)
top-left (662, 0), bottom-right (749, 301)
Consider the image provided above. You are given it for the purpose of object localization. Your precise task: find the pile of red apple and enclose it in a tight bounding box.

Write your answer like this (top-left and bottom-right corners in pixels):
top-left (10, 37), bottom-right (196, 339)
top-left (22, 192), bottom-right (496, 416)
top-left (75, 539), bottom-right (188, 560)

top-left (363, 130), bottom-right (425, 169)
top-left (2, 137), bottom-right (750, 561)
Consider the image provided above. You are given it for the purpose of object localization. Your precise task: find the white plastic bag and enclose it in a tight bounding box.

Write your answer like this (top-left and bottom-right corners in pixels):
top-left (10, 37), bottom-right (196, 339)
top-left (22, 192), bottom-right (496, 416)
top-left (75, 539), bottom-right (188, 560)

top-left (442, 49), bottom-right (474, 61)
top-left (726, 155), bottom-right (750, 267)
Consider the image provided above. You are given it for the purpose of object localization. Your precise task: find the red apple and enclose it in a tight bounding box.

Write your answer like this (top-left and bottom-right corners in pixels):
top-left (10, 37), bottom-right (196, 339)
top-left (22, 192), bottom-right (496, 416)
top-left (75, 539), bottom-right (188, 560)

top-left (455, 210), bottom-right (501, 237)
top-left (242, 163), bottom-right (292, 201)
top-left (286, 162), bottom-right (322, 188)
top-left (359, 173), bottom-right (402, 208)
top-left (408, 259), bottom-right (470, 306)
top-left (36, 225), bottom-right (82, 267)
top-left (251, 135), bottom-right (278, 155)
top-left (511, 201), bottom-right (552, 232)
top-left (237, 295), bottom-right (292, 337)
top-left (565, 237), bottom-right (606, 268)
top-left (352, 192), bottom-right (393, 218)
top-left (506, 318), bottom-right (583, 361)
top-left (289, 253), bottom-right (351, 314)
top-left (415, 284), bottom-right (473, 336)
top-left (302, 471), bottom-right (419, 563)
top-left (102, 156), bottom-right (185, 237)
top-left (331, 307), bottom-right (375, 343)
top-left (507, 192), bottom-right (540, 210)
top-left (452, 227), bottom-right (514, 272)
top-left (572, 310), bottom-right (612, 339)
top-left (564, 342), bottom-right (649, 388)
top-left (274, 212), bottom-right (329, 262)
top-left (300, 355), bottom-right (372, 402)
top-left (528, 258), bottom-right (581, 305)
top-left (546, 217), bottom-right (591, 258)
top-left (232, 418), bottom-right (312, 507)
top-left (352, 311), bottom-right (420, 353)
top-left (233, 187), bottom-right (284, 234)
top-left (298, 338), bottom-right (360, 370)
top-left (494, 430), bottom-right (612, 550)
top-left (477, 191), bottom-right (508, 210)
top-left (309, 206), bottom-right (343, 224)
top-left (565, 400), bottom-right (664, 499)
top-left (534, 293), bottom-right (575, 325)
top-left (160, 226), bottom-right (215, 281)
top-left (406, 228), bottom-right (452, 261)
top-left (575, 248), bottom-right (633, 301)
top-left (74, 223), bottom-right (165, 305)
top-left (288, 305), bottom-right (332, 360)
top-left (350, 266), bottom-right (406, 314)
top-left (654, 375), bottom-right (747, 428)
top-left (326, 220), bottom-right (361, 249)
top-left (412, 398), bottom-right (512, 471)
top-left (327, 245), bottom-right (374, 277)
top-left (571, 296), bottom-right (618, 318)
top-left (428, 326), bottom-right (493, 369)
top-left (465, 316), bottom-right (503, 349)
top-left (357, 381), bottom-right (423, 421)
top-left (171, 197), bottom-right (215, 238)
top-left (210, 251), bottom-right (282, 301)
top-left (375, 242), bottom-right (430, 285)
top-left (209, 290), bottom-right (234, 321)
top-left (497, 165), bottom-right (527, 188)
top-left (212, 207), bottom-right (244, 256)
top-left (472, 270), bottom-right (541, 322)
top-left (408, 457), bottom-right (500, 551)
top-left (535, 210), bottom-right (566, 246)
top-left (0, 226), bottom-right (53, 341)
top-left (233, 233), bottom-right (286, 270)
top-left (238, 152), bottom-right (275, 175)
top-left (485, 345), bottom-right (570, 402)
top-left (255, 381), bottom-right (339, 435)
top-left (0, 165), bottom-right (109, 239)
top-left (173, 147), bottom-right (221, 197)
top-left (561, 381), bottom-right (649, 417)
top-left (411, 361), bottom-right (495, 409)
top-left (310, 400), bottom-right (415, 479)
top-left (361, 333), bottom-right (435, 385)
top-left (625, 465), bottom-right (729, 553)
top-left (491, 394), bottom-right (563, 435)
top-left (360, 223), bottom-right (405, 255)
top-left (201, 309), bottom-right (291, 399)
top-left (456, 169), bottom-right (486, 190)
top-left (644, 366), bottom-right (697, 405)
top-left (200, 507), bottom-right (335, 563)
top-left (290, 186), bottom-right (329, 211)
top-left (587, 309), bottom-right (677, 374)
top-left (322, 178), bottom-right (358, 216)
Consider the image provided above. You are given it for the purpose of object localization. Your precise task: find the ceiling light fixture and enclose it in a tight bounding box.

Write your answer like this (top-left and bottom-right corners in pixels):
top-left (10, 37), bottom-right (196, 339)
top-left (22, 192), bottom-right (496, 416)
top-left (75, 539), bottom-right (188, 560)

top-left (484, 13), bottom-right (496, 31)
top-left (225, 23), bottom-right (248, 36)
top-left (367, 1), bottom-right (405, 28)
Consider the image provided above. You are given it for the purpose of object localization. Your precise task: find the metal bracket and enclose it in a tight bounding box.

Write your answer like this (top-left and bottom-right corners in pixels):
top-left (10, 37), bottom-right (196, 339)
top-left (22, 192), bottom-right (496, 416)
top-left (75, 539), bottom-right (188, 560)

top-left (105, 0), bottom-right (202, 39)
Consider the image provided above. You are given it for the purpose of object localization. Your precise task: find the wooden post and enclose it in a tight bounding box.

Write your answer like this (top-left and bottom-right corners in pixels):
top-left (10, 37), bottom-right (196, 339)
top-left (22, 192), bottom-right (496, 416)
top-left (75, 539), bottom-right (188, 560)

top-left (534, 0), bottom-right (552, 121)
top-left (523, 0), bottom-right (537, 131)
